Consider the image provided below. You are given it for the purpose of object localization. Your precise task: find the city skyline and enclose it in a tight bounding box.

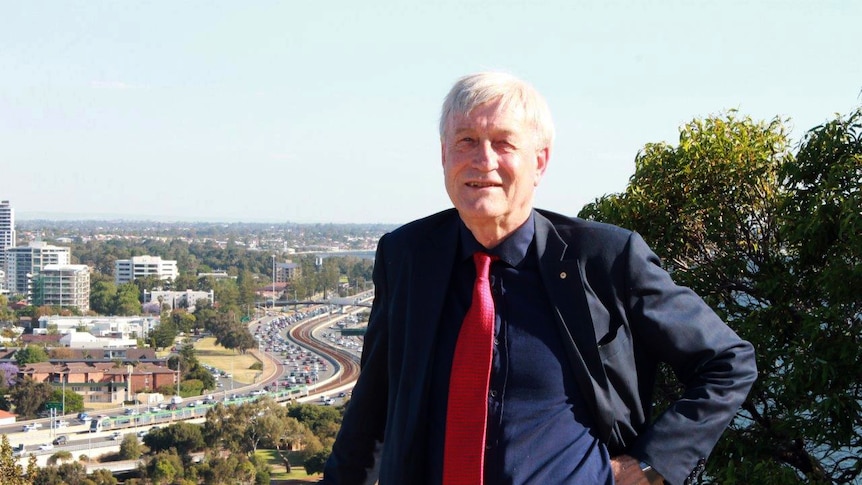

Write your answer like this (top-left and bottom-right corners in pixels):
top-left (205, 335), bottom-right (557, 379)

top-left (2, 1), bottom-right (861, 224)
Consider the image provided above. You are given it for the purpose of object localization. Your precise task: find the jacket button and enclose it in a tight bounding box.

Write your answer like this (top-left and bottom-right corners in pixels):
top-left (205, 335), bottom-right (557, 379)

top-left (560, 272), bottom-right (567, 279)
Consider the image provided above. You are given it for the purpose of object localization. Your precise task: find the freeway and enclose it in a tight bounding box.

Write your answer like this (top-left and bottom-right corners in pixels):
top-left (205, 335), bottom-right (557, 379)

top-left (3, 296), bottom-right (369, 471)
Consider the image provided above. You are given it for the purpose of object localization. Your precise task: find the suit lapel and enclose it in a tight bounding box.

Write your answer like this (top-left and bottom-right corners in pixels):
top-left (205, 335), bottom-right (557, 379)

top-left (534, 212), bottom-right (615, 443)
top-left (399, 211), bottom-right (460, 464)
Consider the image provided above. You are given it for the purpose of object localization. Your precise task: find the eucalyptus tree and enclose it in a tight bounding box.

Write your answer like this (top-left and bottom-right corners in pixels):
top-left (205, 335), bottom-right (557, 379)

top-left (580, 109), bottom-right (862, 483)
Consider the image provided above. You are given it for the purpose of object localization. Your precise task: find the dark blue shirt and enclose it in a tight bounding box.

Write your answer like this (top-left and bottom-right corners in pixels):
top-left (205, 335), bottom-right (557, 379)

top-left (427, 213), bottom-right (613, 484)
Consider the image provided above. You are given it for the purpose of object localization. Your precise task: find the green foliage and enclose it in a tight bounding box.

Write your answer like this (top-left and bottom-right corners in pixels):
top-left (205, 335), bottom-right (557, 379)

top-left (0, 435), bottom-right (28, 485)
top-left (249, 361), bottom-right (263, 371)
top-left (179, 379), bottom-right (204, 397)
top-left (51, 388), bottom-right (84, 414)
top-left (9, 377), bottom-right (54, 418)
top-left (119, 433), bottom-right (142, 460)
top-left (206, 310), bottom-right (256, 353)
top-left (143, 422), bottom-right (205, 460)
top-left (286, 403), bottom-right (343, 445)
top-left (149, 320), bottom-right (178, 350)
top-left (45, 450), bottom-right (72, 466)
top-left (145, 450), bottom-right (184, 485)
top-left (303, 449), bottom-right (330, 476)
top-left (88, 468), bottom-right (118, 485)
top-left (113, 282), bottom-right (143, 316)
top-left (89, 278), bottom-right (117, 315)
top-left (168, 345), bottom-right (215, 392)
top-left (14, 345), bottom-right (49, 365)
top-left (580, 109), bottom-right (862, 483)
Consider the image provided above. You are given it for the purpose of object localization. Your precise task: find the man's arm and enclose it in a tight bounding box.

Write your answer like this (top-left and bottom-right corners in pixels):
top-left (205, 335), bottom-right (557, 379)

top-left (321, 237), bottom-right (392, 484)
top-left (623, 232), bottom-right (757, 484)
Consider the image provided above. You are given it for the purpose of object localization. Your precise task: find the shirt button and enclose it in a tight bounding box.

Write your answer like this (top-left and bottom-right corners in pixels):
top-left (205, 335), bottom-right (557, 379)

top-left (493, 338), bottom-right (499, 346)
top-left (489, 390), bottom-right (497, 398)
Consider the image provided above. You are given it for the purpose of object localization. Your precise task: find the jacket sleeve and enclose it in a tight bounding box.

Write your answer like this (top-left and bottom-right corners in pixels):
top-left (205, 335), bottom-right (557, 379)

top-left (321, 235), bottom-right (391, 484)
top-left (623, 232), bottom-right (757, 485)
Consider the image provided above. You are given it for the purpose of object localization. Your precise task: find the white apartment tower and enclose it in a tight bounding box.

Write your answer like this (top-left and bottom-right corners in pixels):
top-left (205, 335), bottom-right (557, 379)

top-left (5, 242), bottom-right (71, 299)
top-left (32, 264), bottom-right (91, 312)
top-left (114, 255), bottom-right (178, 285)
top-left (0, 200), bottom-right (14, 269)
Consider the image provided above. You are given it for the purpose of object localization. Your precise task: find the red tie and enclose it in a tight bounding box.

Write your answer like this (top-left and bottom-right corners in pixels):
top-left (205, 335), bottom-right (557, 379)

top-left (443, 252), bottom-right (497, 485)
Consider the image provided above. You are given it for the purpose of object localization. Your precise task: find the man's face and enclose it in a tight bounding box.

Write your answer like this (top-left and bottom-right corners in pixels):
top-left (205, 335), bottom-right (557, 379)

top-left (442, 99), bottom-right (549, 236)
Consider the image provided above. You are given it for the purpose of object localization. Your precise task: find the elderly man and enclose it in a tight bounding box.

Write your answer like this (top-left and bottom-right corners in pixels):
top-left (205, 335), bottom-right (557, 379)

top-left (323, 72), bottom-right (757, 485)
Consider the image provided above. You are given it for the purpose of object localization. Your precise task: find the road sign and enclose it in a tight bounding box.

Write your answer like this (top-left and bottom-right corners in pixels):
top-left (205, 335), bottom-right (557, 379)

top-left (45, 401), bottom-right (62, 410)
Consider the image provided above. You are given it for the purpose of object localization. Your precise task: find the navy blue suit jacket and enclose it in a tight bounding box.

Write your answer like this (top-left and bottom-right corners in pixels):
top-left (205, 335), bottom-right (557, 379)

top-left (323, 209), bottom-right (757, 485)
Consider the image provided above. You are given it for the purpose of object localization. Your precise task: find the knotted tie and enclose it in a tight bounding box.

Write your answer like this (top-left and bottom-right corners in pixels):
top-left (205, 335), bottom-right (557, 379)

top-left (443, 251), bottom-right (497, 485)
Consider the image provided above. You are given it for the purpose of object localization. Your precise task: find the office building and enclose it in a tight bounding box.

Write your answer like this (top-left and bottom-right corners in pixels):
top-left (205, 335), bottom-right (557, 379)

top-left (114, 255), bottom-right (178, 285)
top-left (5, 242), bottom-right (71, 299)
top-left (32, 264), bottom-right (91, 312)
top-left (0, 200), bottom-right (14, 270)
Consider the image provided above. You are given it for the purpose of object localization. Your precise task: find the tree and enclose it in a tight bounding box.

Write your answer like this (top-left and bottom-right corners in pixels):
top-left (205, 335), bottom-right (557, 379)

top-left (145, 450), bottom-right (184, 485)
top-left (579, 109), bottom-right (862, 483)
top-left (303, 448), bottom-right (330, 476)
top-left (0, 362), bottom-right (18, 388)
top-left (112, 282), bottom-right (142, 316)
top-left (9, 377), bottom-right (54, 418)
top-left (143, 422), bottom-right (205, 461)
top-left (0, 434), bottom-right (29, 485)
top-left (46, 450), bottom-right (73, 466)
top-left (88, 468), bottom-right (118, 485)
top-left (286, 403), bottom-right (342, 444)
top-left (14, 345), bottom-right (49, 365)
top-left (0, 294), bottom-right (16, 324)
top-left (149, 321), bottom-right (178, 350)
top-left (51, 388), bottom-right (84, 414)
top-left (89, 278), bottom-right (117, 315)
top-left (119, 433), bottom-right (142, 460)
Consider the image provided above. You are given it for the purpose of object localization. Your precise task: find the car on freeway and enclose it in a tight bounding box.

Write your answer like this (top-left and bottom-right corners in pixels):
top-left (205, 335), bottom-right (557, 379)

top-left (53, 419), bottom-right (69, 428)
top-left (38, 443), bottom-right (54, 451)
top-left (52, 435), bottom-right (68, 446)
top-left (109, 431), bottom-right (122, 441)
top-left (22, 423), bottom-right (42, 432)
top-left (12, 444), bottom-right (25, 456)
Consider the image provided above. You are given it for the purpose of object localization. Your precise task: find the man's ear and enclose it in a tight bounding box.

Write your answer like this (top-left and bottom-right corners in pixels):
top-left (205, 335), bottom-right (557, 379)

top-left (534, 146), bottom-right (550, 186)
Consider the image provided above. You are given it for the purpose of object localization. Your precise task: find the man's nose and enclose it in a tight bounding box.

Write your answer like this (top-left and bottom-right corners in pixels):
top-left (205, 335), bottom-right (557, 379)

top-left (473, 141), bottom-right (499, 170)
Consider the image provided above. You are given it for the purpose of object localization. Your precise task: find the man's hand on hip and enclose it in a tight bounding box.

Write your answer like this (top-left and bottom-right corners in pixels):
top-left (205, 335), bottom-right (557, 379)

top-left (611, 455), bottom-right (664, 485)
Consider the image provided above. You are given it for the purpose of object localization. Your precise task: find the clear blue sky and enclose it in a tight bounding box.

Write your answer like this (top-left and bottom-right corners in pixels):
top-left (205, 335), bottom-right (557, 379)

top-left (2, 1), bottom-right (860, 224)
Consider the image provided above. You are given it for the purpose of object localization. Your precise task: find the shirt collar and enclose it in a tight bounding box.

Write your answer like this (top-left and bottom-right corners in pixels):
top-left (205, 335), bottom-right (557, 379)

top-left (457, 211), bottom-right (535, 267)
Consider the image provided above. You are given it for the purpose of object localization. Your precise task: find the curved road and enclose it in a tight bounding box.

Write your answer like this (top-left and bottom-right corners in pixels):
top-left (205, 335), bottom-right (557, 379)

top-left (287, 309), bottom-right (363, 397)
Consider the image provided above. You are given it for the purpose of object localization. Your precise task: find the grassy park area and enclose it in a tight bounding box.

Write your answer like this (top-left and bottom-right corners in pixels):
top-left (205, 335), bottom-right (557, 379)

top-left (257, 449), bottom-right (321, 482)
top-left (193, 337), bottom-right (268, 384)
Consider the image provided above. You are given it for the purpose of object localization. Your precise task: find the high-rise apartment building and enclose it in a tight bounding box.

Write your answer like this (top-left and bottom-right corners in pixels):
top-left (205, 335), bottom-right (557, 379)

top-left (0, 200), bottom-right (14, 270)
top-left (32, 264), bottom-right (91, 312)
top-left (114, 255), bottom-right (178, 285)
top-left (5, 242), bottom-right (71, 299)
top-left (275, 261), bottom-right (301, 283)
